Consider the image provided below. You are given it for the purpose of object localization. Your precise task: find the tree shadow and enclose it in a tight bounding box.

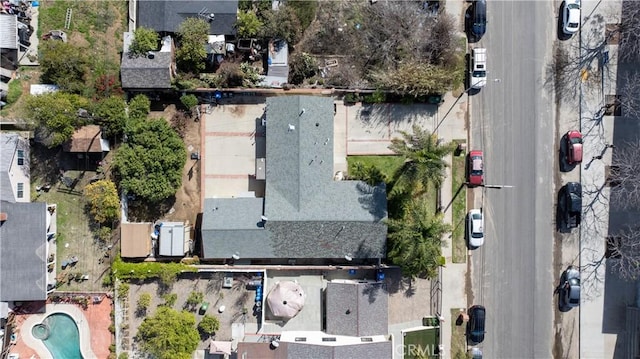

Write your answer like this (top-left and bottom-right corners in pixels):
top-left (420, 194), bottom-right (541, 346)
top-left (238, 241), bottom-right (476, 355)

top-left (127, 195), bottom-right (177, 222)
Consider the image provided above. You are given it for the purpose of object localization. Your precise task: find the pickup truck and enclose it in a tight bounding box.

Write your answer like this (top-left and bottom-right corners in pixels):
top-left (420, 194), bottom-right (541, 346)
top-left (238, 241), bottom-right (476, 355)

top-left (470, 48), bottom-right (487, 89)
top-left (560, 182), bottom-right (582, 229)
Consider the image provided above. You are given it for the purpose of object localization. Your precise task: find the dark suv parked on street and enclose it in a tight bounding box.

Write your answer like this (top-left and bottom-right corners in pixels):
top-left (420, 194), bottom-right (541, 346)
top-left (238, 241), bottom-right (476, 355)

top-left (467, 305), bottom-right (486, 344)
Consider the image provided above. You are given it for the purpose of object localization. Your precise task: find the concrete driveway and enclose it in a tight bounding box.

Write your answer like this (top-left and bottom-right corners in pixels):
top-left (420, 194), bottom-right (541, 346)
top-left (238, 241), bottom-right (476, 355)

top-left (201, 97), bottom-right (440, 198)
top-left (201, 103), bottom-right (266, 199)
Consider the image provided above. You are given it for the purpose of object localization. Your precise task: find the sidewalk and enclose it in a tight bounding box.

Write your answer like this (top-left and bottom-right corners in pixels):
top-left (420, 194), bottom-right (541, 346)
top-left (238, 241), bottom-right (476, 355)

top-left (437, 0), bottom-right (472, 357)
top-left (578, 1), bottom-right (628, 358)
top-left (435, 91), bottom-right (470, 358)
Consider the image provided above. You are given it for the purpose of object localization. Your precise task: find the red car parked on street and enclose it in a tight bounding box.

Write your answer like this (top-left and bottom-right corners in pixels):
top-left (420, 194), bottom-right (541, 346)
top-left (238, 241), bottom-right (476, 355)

top-left (566, 130), bottom-right (583, 164)
top-left (468, 150), bottom-right (484, 186)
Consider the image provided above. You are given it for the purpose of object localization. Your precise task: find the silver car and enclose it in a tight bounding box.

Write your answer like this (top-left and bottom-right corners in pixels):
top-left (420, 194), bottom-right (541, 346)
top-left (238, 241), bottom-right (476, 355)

top-left (560, 266), bottom-right (580, 310)
top-left (468, 209), bottom-right (484, 248)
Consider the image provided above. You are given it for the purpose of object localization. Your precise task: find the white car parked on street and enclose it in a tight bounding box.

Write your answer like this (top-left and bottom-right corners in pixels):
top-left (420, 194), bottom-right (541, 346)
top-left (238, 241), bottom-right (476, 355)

top-left (467, 209), bottom-right (484, 248)
top-left (562, 0), bottom-right (581, 35)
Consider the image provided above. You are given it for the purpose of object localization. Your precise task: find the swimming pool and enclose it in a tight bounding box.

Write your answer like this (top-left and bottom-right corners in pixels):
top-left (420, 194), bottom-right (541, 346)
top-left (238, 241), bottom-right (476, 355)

top-left (32, 313), bottom-right (83, 359)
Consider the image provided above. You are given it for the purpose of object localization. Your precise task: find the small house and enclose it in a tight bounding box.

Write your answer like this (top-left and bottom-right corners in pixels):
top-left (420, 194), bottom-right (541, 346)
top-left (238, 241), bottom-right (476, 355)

top-left (63, 125), bottom-right (110, 170)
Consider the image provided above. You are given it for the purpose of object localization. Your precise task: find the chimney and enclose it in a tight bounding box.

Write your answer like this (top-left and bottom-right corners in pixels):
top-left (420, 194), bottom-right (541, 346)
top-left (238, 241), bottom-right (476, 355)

top-left (0, 212), bottom-right (7, 222)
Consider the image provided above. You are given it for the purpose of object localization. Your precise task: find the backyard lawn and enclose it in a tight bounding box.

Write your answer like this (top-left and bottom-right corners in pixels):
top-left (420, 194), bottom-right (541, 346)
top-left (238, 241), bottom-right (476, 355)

top-left (451, 149), bottom-right (467, 263)
top-left (31, 144), bottom-right (114, 292)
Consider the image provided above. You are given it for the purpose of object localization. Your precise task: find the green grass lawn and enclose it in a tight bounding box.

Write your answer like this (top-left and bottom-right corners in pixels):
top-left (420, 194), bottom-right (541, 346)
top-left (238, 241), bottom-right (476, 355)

top-left (451, 148), bottom-right (467, 263)
top-left (347, 155), bottom-right (405, 180)
top-left (347, 155), bottom-right (438, 217)
top-left (450, 308), bottom-right (468, 359)
top-left (403, 327), bottom-right (439, 359)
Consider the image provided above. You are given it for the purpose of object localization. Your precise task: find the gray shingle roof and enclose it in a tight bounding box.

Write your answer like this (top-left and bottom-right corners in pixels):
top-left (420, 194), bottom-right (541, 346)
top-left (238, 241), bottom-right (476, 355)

top-left (201, 198), bottom-right (271, 259)
top-left (201, 96), bottom-right (387, 260)
top-left (236, 341), bottom-right (393, 359)
top-left (0, 201), bottom-right (48, 302)
top-left (286, 342), bottom-right (393, 359)
top-left (264, 96), bottom-right (386, 223)
top-left (121, 52), bottom-right (173, 89)
top-left (0, 133), bottom-right (28, 203)
top-left (325, 282), bottom-right (388, 337)
top-left (137, 0), bottom-right (238, 35)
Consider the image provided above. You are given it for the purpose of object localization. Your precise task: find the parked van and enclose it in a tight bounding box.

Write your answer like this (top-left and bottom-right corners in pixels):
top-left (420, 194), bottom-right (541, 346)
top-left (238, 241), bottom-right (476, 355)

top-left (470, 0), bottom-right (487, 37)
top-left (471, 48), bottom-right (487, 89)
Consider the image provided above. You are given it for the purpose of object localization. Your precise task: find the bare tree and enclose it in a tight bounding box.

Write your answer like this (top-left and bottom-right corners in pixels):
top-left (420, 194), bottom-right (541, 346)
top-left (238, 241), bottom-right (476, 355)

top-left (618, 1), bottom-right (640, 63)
top-left (604, 226), bottom-right (640, 280)
top-left (616, 70), bottom-right (640, 118)
top-left (610, 138), bottom-right (640, 210)
top-left (300, 0), bottom-right (460, 89)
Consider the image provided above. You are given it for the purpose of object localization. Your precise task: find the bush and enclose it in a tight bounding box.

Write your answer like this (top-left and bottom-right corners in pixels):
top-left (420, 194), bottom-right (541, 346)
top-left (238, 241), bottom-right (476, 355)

top-left (6, 79), bottom-right (22, 105)
top-left (180, 94), bottom-right (198, 111)
top-left (289, 52), bottom-right (317, 85)
top-left (118, 353), bottom-right (129, 359)
top-left (198, 315), bottom-right (220, 336)
top-left (343, 93), bottom-right (360, 104)
top-left (118, 282), bottom-right (130, 300)
top-left (181, 256), bottom-right (200, 265)
top-left (363, 90), bottom-right (386, 104)
top-left (111, 255), bottom-right (196, 282)
top-left (218, 63), bottom-right (245, 88)
top-left (185, 291), bottom-right (204, 311)
top-left (162, 293), bottom-right (178, 307)
top-left (108, 323), bottom-right (116, 333)
top-left (102, 273), bottom-right (113, 287)
top-left (137, 293), bottom-right (152, 313)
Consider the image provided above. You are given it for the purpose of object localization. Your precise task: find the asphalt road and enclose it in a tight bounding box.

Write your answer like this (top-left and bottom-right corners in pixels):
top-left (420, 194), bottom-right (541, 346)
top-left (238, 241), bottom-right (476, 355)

top-left (470, 1), bottom-right (557, 358)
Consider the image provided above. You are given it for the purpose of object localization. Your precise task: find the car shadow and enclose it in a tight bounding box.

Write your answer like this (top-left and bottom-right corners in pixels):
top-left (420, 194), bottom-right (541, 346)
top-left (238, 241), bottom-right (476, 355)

top-left (465, 53), bottom-right (482, 96)
top-left (556, 187), bottom-right (571, 233)
top-left (464, 214), bottom-right (478, 250)
top-left (557, 2), bottom-right (573, 41)
top-left (556, 270), bottom-right (572, 312)
top-left (559, 133), bottom-right (577, 172)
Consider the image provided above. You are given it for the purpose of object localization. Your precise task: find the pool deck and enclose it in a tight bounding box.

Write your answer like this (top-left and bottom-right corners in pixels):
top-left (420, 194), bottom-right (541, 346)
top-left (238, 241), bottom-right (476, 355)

top-left (9, 301), bottom-right (112, 359)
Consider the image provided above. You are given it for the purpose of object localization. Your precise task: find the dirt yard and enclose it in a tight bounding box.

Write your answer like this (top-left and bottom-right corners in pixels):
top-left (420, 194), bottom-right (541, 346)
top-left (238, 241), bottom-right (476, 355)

top-left (123, 272), bottom-right (260, 353)
top-left (30, 144), bottom-right (115, 292)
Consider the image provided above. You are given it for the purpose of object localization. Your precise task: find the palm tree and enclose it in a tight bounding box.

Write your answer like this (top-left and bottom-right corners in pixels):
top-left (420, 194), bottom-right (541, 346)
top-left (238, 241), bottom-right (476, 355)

top-left (388, 124), bottom-right (456, 196)
top-left (387, 198), bottom-right (452, 279)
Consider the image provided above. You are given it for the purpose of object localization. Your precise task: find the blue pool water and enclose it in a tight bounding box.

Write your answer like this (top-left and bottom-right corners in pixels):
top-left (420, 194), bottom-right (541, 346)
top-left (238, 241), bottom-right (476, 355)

top-left (33, 313), bottom-right (83, 359)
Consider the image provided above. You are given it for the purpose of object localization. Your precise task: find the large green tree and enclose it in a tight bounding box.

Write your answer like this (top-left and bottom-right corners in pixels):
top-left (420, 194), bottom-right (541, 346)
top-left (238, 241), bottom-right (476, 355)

top-left (114, 119), bottom-right (186, 203)
top-left (136, 307), bottom-right (199, 359)
top-left (26, 92), bottom-right (90, 148)
top-left (387, 199), bottom-right (451, 279)
top-left (84, 180), bottom-right (120, 224)
top-left (388, 124), bottom-right (456, 196)
top-left (128, 94), bottom-right (151, 121)
top-left (236, 10), bottom-right (263, 37)
top-left (176, 18), bottom-right (210, 73)
top-left (39, 41), bottom-right (89, 93)
top-left (129, 27), bottom-right (159, 57)
top-left (93, 96), bottom-right (127, 138)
